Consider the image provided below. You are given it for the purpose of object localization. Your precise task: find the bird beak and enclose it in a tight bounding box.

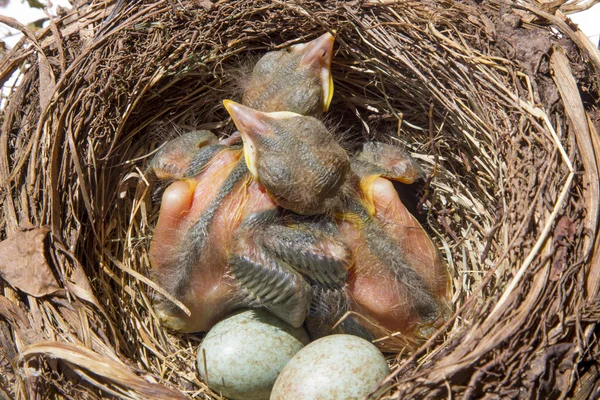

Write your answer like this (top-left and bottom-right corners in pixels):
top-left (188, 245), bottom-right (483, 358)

top-left (223, 100), bottom-right (271, 179)
top-left (300, 32), bottom-right (335, 112)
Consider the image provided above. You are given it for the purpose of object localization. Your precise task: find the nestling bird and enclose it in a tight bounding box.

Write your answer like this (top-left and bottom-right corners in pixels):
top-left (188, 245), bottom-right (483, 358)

top-left (149, 140), bottom-right (268, 332)
top-left (308, 156), bottom-right (451, 349)
top-left (223, 100), bottom-right (349, 215)
top-left (149, 130), bottom-right (219, 180)
top-left (149, 32), bottom-right (336, 181)
top-left (243, 32), bottom-right (335, 117)
top-left (227, 105), bottom-right (451, 349)
top-left (150, 111), bottom-right (450, 349)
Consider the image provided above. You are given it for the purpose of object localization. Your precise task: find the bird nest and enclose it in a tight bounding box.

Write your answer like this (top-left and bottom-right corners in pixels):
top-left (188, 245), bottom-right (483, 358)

top-left (1, 0), bottom-right (599, 398)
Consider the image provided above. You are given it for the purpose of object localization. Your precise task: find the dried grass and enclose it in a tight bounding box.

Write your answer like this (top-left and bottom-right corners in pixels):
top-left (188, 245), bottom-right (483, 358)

top-left (0, 0), bottom-right (599, 398)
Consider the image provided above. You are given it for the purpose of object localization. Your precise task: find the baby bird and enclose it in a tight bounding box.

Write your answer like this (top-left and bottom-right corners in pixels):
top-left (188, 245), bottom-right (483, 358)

top-left (317, 147), bottom-right (451, 349)
top-left (150, 32), bottom-right (335, 180)
top-left (243, 32), bottom-right (335, 117)
top-left (227, 106), bottom-right (450, 350)
top-left (223, 100), bottom-right (349, 215)
top-left (149, 138), bottom-right (268, 332)
top-left (149, 130), bottom-right (219, 180)
top-left (150, 33), bottom-right (450, 347)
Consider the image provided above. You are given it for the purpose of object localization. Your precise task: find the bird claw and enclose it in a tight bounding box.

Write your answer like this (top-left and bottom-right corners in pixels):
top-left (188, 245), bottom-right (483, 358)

top-left (219, 130), bottom-right (242, 146)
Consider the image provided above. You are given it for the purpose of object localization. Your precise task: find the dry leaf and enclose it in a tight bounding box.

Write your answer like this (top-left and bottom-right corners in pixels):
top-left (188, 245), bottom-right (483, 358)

top-left (0, 228), bottom-right (61, 297)
top-left (18, 342), bottom-right (188, 400)
top-left (64, 261), bottom-right (102, 308)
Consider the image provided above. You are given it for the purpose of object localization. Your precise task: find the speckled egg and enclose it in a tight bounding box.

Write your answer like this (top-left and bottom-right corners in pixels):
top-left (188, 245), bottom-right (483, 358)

top-left (270, 334), bottom-right (390, 400)
top-left (197, 309), bottom-right (310, 400)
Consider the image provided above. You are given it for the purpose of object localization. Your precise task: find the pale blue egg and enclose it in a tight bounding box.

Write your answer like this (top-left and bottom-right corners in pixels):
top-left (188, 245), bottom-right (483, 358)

top-left (271, 334), bottom-right (390, 399)
top-left (197, 309), bottom-right (310, 400)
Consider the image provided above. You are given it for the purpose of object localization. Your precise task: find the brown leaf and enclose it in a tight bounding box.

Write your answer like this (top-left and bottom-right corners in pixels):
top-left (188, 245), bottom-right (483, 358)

top-left (64, 261), bottom-right (102, 308)
top-left (0, 227), bottom-right (61, 297)
top-left (18, 342), bottom-right (188, 400)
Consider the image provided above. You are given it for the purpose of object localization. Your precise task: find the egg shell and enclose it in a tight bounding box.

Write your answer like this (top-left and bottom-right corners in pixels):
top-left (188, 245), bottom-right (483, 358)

top-left (197, 309), bottom-right (310, 400)
top-left (270, 334), bottom-right (390, 400)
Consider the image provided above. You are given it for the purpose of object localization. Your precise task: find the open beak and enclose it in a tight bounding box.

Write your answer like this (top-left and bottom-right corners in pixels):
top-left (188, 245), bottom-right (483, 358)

top-left (223, 100), bottom-right (272, 179)
top-left (300, 32), bottom-right (335, 112)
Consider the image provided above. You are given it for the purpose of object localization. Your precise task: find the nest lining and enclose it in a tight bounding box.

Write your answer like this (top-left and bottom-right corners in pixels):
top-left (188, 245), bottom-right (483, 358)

top-left (0, 0), bottom-right (599, 399)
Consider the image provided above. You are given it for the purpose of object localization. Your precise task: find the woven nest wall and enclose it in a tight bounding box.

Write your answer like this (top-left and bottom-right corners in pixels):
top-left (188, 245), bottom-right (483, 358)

top-left (1, 0), bottom-right (599, 398)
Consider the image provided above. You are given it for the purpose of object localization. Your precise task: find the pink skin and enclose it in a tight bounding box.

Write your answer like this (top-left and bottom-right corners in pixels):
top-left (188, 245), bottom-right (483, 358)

top-left (371, 178), bottom-right (449, 300)
top-left (219, 131), bottom-right (241, 146)
top-left (150, 148), bottom-right (277, 332)
top-left (339, 177), bottom-right (449, 336)
top-left (150, 142), bottom-right (448, 338)
top-left (338, 221), bottom-right (421, 334)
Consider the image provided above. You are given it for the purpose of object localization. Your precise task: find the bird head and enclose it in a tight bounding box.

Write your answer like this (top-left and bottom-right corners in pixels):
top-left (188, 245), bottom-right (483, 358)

top-left (242, 32), bottom-right (335, 117)
top-left (223, 100), bottom-right (349, 215)
top-left (149, 130), bottom-right (218, 180)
